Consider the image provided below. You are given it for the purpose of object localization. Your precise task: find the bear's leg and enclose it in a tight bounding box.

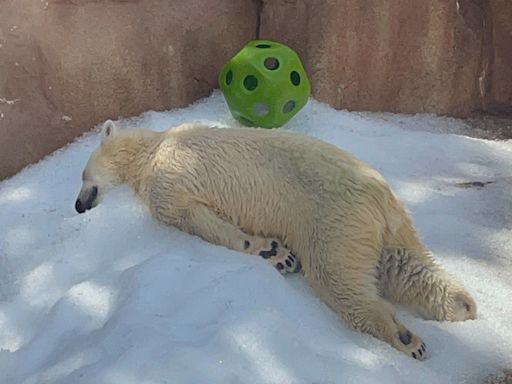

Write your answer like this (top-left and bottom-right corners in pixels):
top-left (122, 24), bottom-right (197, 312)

top-left (378, 248), bottom-right (477, 321)
top-left (316, 273), bottom-right (428, 360)
top-left (180, 202), bottom-right (300, 274)
top-left (309, 209), bottom-right (428, 360)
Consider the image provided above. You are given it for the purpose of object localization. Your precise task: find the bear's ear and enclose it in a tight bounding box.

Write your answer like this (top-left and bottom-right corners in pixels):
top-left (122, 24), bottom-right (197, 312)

top-left (101, 120), bottom-right (119, 141)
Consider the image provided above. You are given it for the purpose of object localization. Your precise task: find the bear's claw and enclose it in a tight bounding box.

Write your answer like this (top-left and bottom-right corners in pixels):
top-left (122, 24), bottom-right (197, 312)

top-left (412, 343), bottom-right (427, 360)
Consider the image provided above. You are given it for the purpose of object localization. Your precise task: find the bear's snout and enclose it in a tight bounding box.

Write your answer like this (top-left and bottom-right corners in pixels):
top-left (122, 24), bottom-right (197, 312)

top-left (75, 186), bottom-right (98, 214)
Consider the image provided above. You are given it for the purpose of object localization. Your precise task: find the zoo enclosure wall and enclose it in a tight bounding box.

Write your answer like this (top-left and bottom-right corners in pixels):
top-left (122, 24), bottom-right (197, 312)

top-left (0, 0), bottom-right (511, 180)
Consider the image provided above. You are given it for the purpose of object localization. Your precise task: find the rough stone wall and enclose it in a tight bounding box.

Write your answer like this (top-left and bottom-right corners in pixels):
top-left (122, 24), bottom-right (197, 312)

top-left (487, 0), bottom-right (512, 114)
top-left (1, 0), bottom-right (511, 180)
top-left (259, 0), bottom-right (493, 116)
top-left (0, 0), bottom-right (257, 179)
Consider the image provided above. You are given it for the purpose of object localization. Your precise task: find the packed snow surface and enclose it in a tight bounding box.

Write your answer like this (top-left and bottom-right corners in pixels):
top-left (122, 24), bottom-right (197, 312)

top-left (1, 92), bottom-right (512, 384)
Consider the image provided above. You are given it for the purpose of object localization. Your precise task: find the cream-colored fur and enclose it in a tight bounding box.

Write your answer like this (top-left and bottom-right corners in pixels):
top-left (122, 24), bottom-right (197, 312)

top-left (76, 121), bottom-right (477, 360)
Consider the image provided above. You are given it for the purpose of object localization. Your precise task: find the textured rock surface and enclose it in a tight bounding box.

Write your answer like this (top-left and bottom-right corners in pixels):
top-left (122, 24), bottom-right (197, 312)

top-left (1, 0), bottom-right (511, 180)
top-left (488, 0), bottom-right (512, 114)
top-left (0, 0), bottom-right (257, 179)
top-left (260, 0), bottom-right (511, 117)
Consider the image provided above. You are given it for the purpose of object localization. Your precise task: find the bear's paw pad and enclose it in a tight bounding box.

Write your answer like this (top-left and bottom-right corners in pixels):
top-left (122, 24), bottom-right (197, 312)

top-left (396, 330), bottom-right (427, 361)
top-left (258, 240), bottom-right (301, 274)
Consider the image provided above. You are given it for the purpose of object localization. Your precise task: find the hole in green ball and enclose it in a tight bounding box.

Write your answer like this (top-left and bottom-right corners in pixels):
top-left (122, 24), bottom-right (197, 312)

top-left (256, 44), bottom-right (271, 48)
top-left (283, 100), bottom-right (296, 113)
top-left (253, 103), bottom-right (270, 116)
top-left (290, 71), bottom-right (301, 86)
top-left (243, 75), bottom-right (258, 91)
top-left (264, 57), bottom-right (280, 70)
top-left (225, 70), bottom-right (233, 85)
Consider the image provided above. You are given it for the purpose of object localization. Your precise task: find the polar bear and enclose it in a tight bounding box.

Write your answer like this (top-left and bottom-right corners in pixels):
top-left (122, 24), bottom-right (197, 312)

top-left (75, 120), bottom-right (477, 360)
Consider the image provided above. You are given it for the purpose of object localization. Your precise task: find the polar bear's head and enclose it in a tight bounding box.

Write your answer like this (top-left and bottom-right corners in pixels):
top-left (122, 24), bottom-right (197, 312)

top-left (75, 120), bottom-right (122, 213)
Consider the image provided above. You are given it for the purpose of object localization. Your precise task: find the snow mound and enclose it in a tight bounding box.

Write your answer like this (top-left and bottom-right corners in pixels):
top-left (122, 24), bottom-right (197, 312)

top-left (1, 91), bottom-right (512, 383)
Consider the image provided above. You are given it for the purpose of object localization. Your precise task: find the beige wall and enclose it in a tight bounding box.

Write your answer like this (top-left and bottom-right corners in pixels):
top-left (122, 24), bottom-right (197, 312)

top-left (1, 0), bottom-right (511, 180)
top-left (260, 0), bottom-right (511, 116)
top-left (488, 0), bottom-right (512, 114)
top-left (0, 0), bottom-right (257, 179)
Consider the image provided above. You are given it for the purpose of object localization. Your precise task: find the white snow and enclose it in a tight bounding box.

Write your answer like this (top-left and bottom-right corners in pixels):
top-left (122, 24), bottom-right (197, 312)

top-left (1, 91), bottom-right (511, 384)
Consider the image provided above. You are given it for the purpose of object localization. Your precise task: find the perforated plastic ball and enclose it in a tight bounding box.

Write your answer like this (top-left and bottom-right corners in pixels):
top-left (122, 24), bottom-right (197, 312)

top-left (219, 40), bottom-right (310, 128)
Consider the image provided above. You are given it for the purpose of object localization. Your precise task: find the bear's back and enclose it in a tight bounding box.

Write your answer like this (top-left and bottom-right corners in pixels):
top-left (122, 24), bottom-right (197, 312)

top-left (164, 125), bottom-right (387, 193)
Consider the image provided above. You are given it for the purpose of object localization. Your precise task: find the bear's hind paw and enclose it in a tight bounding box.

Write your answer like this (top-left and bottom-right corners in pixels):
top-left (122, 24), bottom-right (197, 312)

top-left (394, 329), bottom-right (428, 361)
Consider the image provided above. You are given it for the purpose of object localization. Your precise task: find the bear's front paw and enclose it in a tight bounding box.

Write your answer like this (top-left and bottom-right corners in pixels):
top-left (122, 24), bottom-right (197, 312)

top-left (258, 240), bottom-right (301, 274)
top-left (272, 252), bottom-right (301, 275)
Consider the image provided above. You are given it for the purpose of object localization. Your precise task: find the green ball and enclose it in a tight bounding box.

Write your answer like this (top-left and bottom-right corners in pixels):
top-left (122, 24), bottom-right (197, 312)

top-left (219, 40), bottom-right (310, 128)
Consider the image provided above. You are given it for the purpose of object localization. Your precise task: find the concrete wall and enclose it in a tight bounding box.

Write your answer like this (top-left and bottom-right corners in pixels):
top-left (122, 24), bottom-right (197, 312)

top-left (1, 0), bottom-right (511, 179)
top-left (488, 0), bottom-right (512, 114)
top-left (0, 0), bottom-right (257, 179)
top-left (260, 0), bottom-right (511, 116)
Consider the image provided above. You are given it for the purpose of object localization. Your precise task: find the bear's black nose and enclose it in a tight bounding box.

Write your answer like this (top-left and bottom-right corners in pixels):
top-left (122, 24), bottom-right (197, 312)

top-left (75, 198), bottom-right (85, 214)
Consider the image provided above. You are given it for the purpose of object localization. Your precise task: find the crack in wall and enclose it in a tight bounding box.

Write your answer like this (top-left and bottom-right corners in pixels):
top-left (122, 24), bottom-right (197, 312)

top-left (471, 0), bottom-right (494, 111)
top-left (254, 0), bottom-right (263, 39)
